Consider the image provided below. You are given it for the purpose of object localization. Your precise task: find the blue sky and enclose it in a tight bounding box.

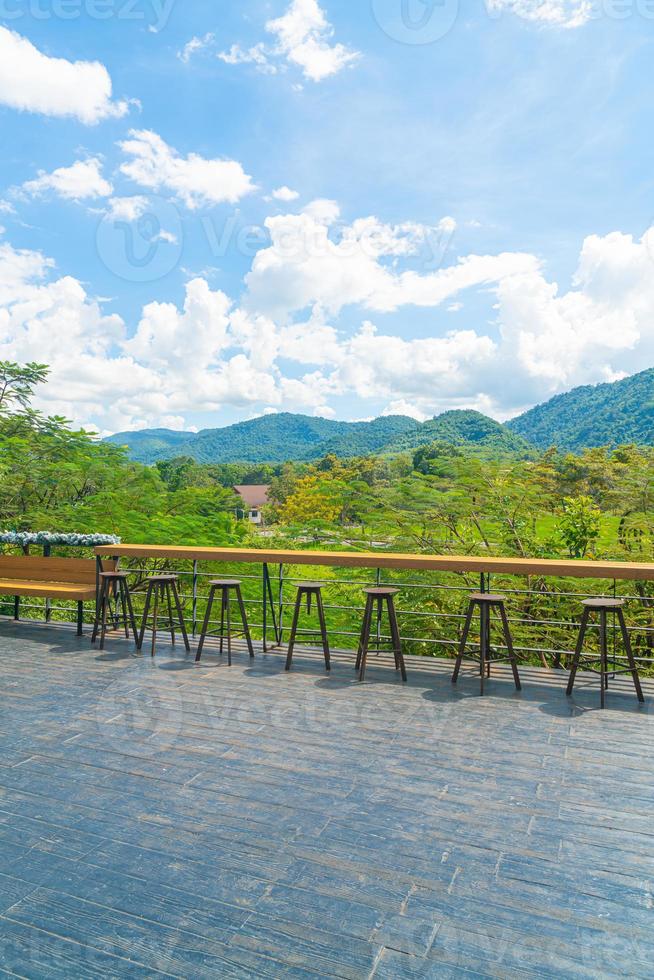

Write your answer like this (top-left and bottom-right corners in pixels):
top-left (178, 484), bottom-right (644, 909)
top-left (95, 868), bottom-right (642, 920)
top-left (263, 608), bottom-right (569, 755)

top-left (1, 0), bottom-right (653, 434)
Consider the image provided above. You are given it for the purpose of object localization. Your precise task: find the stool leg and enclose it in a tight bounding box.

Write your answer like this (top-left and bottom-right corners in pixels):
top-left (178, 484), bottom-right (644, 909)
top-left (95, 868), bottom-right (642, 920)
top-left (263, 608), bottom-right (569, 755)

top-left (77, 601), bottom-right (84, 637)
top-left (617, 609), bottom-right (645, 703)
top-left (566, 607), bottom-right (590, 697)
top-left (150, 584), bottom-right (160, 658)
top-left (359, 596), bottom-right (374, 682)
top-left (91, 579), bottom-right (106, 644)
top-left (498, 603), bottom-right (521, 691)
top-left (235, 585), bottom-right (255, 659)
top-left (315, 590), bottom-right (331, 671)
top-left (124, 584), bottom-right (139, 646)
top-left (600, 610), bottom-right (611, 709)
top-left (170, 579), bottom-right (191, 652)
top-left (118, 582), bottom-right (129, 639)
top-left (356, 596), bottom-right (373, 673)
top-left (137, 583), bottom-right (152, 652)
top-left (285, 590), bottom-right (303, 671)
top-left (165, 582), bottom-right (176, 646)
top-left (99, 581), bottom-right (110, 651)
top-left (480, 602), bottom-right (490, 696)
top-left (387, 595), bottom-right (407, 682)
top-left (195, 586), bottom-right (217, 663)
top-left (452, 601), bottom-right (475, 684)
top-left (219, 590), bottom-right (226, 656)
top-left (225, 591), bottom-right (233, 666)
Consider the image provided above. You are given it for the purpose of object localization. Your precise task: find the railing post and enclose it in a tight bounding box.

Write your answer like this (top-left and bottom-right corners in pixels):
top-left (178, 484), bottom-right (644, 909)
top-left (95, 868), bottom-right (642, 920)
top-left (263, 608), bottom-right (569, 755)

top-left (263, 562), bottom-right (268, 652)
top-left (44, 544), bottom-right (52, 622)
top-left (192, 560), bottom-right (198, 637)
top-left (278, 563), bottom-right (284, 645)
top-left (376, 567), bottom-right (382, 650)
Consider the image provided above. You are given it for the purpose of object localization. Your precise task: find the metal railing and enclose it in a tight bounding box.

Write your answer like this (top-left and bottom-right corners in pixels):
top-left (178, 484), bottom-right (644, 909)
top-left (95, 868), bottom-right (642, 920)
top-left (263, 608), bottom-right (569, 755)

top-left (2, 545), bottom-right (653, 670)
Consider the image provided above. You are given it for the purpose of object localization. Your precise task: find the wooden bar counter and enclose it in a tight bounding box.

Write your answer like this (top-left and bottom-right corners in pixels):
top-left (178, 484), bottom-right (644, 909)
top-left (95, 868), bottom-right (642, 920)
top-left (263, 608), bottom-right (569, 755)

top-left (95, 545), bottom-right (654, 582)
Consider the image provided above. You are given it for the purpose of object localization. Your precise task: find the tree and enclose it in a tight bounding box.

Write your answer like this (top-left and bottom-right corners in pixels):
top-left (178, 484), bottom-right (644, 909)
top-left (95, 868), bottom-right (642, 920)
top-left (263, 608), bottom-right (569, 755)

top-left (556, 496), bottom-right (601, 558)
top-left (0, 362), bottom-right (49, 414)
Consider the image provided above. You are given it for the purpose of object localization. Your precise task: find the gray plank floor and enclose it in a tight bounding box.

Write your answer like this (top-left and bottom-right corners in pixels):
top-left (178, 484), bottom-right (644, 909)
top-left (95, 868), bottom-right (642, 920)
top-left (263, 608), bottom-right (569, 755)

top-left (0, 622), bottom-right (652, 979)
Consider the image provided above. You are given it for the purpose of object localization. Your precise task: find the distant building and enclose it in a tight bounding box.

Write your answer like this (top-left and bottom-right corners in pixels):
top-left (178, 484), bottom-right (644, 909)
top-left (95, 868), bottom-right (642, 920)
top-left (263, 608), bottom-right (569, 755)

top-left (233, 485), bottom-right (271, 525)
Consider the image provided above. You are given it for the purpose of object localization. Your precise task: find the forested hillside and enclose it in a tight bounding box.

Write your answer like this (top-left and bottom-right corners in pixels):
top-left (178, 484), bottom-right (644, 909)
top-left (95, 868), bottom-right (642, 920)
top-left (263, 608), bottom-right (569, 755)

top-left (108, 368), bottom-right (654, 464)
top-left (107, 410), bottom-right (525, 464)
top-left (386, 410), bottom-right (533, 457)
top-left (508, 368), bottom-right (654, 451)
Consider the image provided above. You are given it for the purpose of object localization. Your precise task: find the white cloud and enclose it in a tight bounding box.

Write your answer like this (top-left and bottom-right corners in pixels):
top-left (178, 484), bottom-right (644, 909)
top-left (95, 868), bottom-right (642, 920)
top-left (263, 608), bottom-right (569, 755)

top-left (381, 400), bottom-right (429, 422)
top-left (105, 196), bottom-right (150, 222)
top-left (3, 217), bottom-right (654, 432)
top-left (118, 130), bottom-right (256, 210)
top-left (486, 0), bottom-right (593, 28)
top-left (218, 43), bottom-right (277, 74)
top-left (266, 0), bottom-right (360, 81)
top-left (22, 158), bottom-right (113, 202)
top-left (124, 277), bottom-right (231, 370)
top-left (244, 200), bottom-right (522, 319)
top-left (272, 186), bottom-right (300, 202)
top-left (0, 26), bottom-right (130, 124)
top-left (219, 1), bottom-right (359, 83)
top-left (178, 33), bottom-right (215, 64)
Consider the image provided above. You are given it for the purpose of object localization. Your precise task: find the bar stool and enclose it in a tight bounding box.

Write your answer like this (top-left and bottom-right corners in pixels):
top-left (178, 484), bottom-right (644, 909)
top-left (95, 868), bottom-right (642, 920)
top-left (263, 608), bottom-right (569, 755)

top-left (567, 598), bottom-right (644, 709)
top-left (92, 571), bottom-right (139, 650)
top-left (285, 583), bottom-right (330, 672)
top-left (195, 580), bottom-right (254, 665)
top-left (452, 593), bottom-right (521, 696)
top-left (356, 587), bottom-right (407, 683)
top-left (138, 574), bottom-right (190, 657)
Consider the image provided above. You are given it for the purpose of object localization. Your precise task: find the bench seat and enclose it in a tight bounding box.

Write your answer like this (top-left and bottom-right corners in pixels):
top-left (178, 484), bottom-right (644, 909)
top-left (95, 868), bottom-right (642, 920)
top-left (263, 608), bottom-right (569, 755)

top-left (0, 580), bottom-right (97, 602)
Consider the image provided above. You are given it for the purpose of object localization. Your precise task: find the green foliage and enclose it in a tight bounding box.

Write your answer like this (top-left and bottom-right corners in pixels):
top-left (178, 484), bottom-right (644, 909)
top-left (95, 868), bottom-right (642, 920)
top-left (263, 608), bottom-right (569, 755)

top-left (508, 367), bottom-right (654, 451)
top-left (0, 368), bottom-right (244, 547)
top-left (556, 496), bottom-right (602, 558)
top-left (391, 411), bottom-right (534, 457)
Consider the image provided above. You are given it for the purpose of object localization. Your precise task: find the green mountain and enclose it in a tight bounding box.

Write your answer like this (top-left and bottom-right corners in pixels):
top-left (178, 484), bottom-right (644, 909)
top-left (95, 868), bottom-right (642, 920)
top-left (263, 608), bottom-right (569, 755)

top-left (104, 428), bottom-right (195, 464)
top-left (106, 369), bottom-right (654, 465)
top-left (107, 413), bottom-right (419, 465)
top-left (107, 410), bottom-right (527, 464)
top-left (387, 410), bottom-right (534, 457)
top-left (508, 368), bottom-right (654, 451)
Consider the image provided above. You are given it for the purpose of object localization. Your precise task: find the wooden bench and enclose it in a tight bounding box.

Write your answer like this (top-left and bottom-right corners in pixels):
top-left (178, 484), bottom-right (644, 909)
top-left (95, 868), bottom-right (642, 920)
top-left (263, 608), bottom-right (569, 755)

top-left (0, 556), bottom-right (113, 635)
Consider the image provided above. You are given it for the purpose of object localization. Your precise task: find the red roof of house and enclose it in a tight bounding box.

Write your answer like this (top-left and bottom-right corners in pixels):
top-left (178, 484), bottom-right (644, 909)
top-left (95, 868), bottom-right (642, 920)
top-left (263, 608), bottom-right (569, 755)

top-left (233, 485), bottom-right (271, 508)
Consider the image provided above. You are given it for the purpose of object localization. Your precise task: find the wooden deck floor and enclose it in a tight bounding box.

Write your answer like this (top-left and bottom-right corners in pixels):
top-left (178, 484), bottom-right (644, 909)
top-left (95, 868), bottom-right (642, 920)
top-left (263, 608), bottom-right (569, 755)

top-left (0, 623), bottom-right (653, 978)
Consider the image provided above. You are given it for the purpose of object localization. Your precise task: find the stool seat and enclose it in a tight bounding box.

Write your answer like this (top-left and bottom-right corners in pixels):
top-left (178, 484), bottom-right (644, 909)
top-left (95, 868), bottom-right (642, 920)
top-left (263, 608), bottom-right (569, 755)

top-left (98, 570), bottom-right (129, 580)
top-left (294, 581), bottom-right (323, 591)
top-left (147, 573), bottom-right (178, 583)
top-left (582, 597), bottom-right (625, 610)
top-left (363, 587), bottom-right (399, 597)
top-left (468, 592), bottom-right (506, 604)
top-left (208, 579), bottom-right (242, 588)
